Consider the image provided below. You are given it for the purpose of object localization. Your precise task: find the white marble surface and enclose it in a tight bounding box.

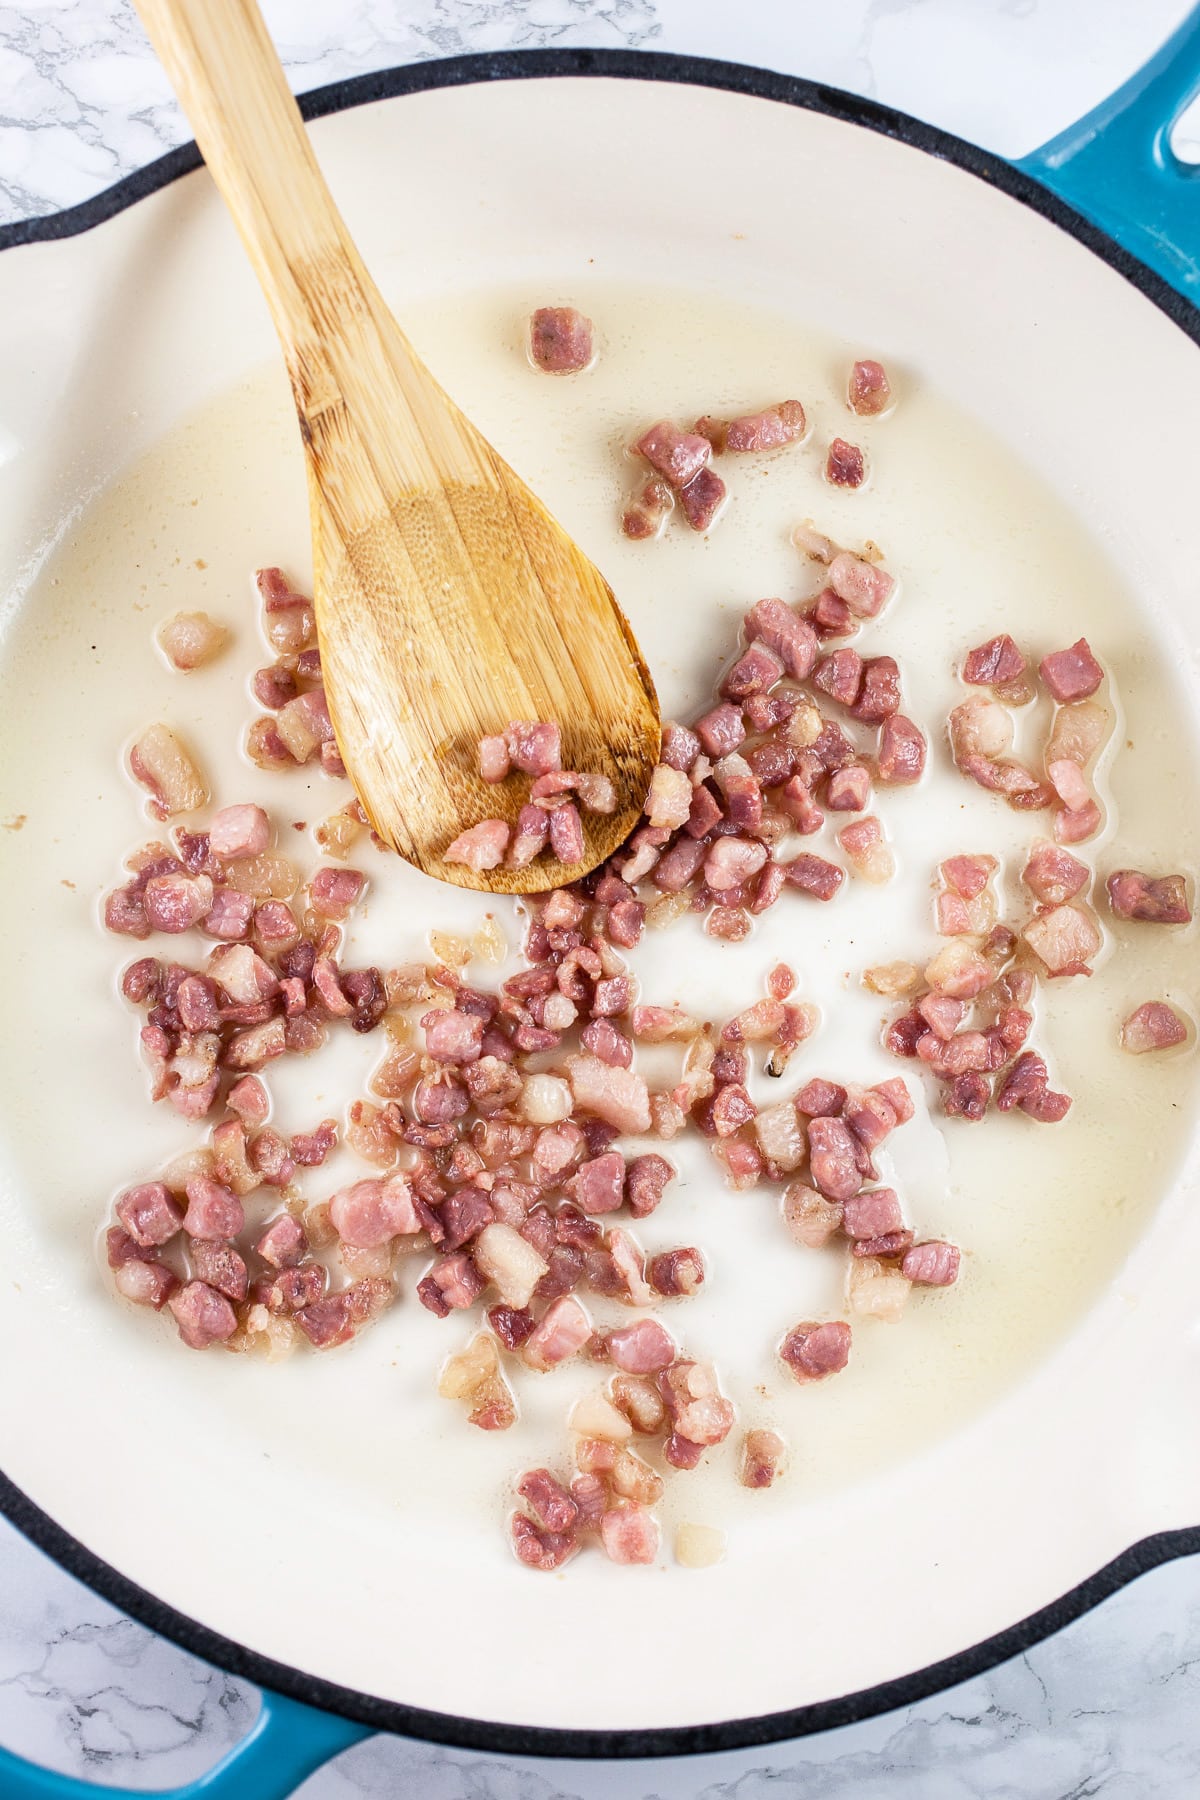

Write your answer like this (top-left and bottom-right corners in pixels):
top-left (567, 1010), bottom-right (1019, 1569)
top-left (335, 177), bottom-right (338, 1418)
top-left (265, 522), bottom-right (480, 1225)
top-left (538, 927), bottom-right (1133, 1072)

top-left (4, 0), bottom-right (1200, 1792)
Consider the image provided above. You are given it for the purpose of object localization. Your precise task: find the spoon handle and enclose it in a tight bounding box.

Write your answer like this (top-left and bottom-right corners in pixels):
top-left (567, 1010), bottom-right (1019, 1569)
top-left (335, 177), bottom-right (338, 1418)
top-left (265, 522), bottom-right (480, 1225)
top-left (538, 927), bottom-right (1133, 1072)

top-left (134, 0), bottom-right (486, 521)
top-left (132, 0), bottom-right (374, 392)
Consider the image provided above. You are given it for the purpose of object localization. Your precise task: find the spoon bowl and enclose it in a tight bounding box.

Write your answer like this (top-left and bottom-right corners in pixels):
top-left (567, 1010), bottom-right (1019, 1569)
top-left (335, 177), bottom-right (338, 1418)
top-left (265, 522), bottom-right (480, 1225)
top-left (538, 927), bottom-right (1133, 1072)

top-left (134, 0), bottom-right (660, 892)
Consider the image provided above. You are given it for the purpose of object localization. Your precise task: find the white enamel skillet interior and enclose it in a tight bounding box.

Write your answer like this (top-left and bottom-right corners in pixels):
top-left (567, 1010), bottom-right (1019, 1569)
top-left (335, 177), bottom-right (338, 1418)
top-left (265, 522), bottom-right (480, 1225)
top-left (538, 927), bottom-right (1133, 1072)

top-left (2, 48), bottom-right (1200, 1763)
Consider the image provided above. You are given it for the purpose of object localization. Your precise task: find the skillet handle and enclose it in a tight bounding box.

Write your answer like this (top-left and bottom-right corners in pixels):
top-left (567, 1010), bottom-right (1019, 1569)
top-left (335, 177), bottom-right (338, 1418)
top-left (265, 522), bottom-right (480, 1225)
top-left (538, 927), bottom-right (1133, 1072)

top-left (0, 1686), bottom-right (370, 1800)
top-left (1016, 3), bottom-right (1200, 301)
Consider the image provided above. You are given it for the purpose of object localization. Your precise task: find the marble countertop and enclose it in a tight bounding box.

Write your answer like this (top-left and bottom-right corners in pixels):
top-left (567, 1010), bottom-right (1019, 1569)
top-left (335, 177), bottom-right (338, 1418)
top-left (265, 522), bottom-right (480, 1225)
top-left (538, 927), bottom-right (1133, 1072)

top-left (3, 1), bottom-right (1200, 1793)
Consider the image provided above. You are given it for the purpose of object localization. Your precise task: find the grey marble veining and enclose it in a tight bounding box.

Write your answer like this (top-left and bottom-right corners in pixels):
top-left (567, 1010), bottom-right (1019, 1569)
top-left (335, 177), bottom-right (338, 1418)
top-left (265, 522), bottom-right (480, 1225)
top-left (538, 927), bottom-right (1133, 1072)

top-left (0, 0), bottom-right (660, 225)
top-left (4, 0), bottom-right (1200, 1793)
top-left (0, 0), bottom-right (1197, 226)
top-left (4, 1512), bottom-right (1200, 1795)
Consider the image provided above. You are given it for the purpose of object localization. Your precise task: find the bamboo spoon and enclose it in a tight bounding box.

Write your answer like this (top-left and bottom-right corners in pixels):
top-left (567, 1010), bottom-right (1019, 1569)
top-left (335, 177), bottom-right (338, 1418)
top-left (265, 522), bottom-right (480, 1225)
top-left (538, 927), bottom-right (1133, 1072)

top-left (133, 0), bottom-right (660, 894)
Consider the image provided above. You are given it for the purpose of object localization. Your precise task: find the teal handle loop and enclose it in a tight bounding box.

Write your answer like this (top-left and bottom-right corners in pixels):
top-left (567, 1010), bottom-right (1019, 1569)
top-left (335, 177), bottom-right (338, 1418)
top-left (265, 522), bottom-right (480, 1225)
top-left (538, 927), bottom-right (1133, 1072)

top-left (0, 1688), bottom-right (369, 1800)
top-left (1016, 4), bottom-right (1200, 301)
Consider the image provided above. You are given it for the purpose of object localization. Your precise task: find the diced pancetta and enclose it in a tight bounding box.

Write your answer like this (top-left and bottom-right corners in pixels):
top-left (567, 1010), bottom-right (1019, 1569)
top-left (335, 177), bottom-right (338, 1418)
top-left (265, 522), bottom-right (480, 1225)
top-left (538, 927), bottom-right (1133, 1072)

top-left (779, 1319), bottom-right (851, 1380)
top-left (330, 1174), bottom-right (420, 1247)
top-left (1022, 839), bottom-right (1089, 904)
top-left (740, 1428), bottom-right (787, 1488)
top-left (1106, 870), bottom-right (1191, 925)
top-left (622, 473), bottom-right (674, 541)
top-left (600, 1505), bottom-right (660, 1565)
top-left (806, 1116), bottom-right (863, 1201)
top-left (505, 720), bottom-right (562, 776)
top-left (826, 438), bottom-right (866, 488)
top-left (902, 1240), bottom-right (961, 1285)
top-left (529, 306), bottom-right (594, 374)
top-left (524, 1295), bottom-right (592, 1371)
top-left (168, 1280), bottom-right (237, 1349)
top-left (1120, 1001), bottom-right (1188, 1054)
top-left (634, 421), bottom-right (711, 489)
top-left (157, 611), bottom-right (227, 671)
top-left (1040, 638), bottom-right (1104, 703)
top-left (877, 714), bottom-right (926, 784)
top-left (848, 359), bottom-right (891, 416)
top-left (744, 597), bottom-right (819, 680)
top-left (962, 635), bottom-right (1025, 686)
top-left (566, 1054), bottom-right (651, 1132)
top-left (678, 467), bottom-right (727, 532)
top-left (722, 400), bottom-right (806, 452)
top-left (827, 553), bottom-right (894, 618)
top-left (607, 1318), bottom-right (676, 1374)
top-left (1023, 903), bottom-right (1101, 976)
top-left (445, 820), bottom-right (510, 872)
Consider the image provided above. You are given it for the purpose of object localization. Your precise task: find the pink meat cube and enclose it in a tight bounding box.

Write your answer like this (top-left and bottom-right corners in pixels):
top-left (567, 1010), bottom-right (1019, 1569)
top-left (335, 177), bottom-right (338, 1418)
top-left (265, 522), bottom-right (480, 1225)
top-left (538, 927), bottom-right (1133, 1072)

top-left (660, 723), bottom-right (701, 772)
top-left (694, 702), bottom-right (746, 758)
top-left (1121, 1001), bottom-right (1188, 1054)
top-left (607, 1318), bottom-right (676, 1374)
top-left (826, 765), bottom-right (872, 812)
top-left (422, 1008), bottom-right (485, 1064)
top-left (168, 1280), bottom-right (238, 1350)
top-left (418, 1251), bottom-right (486, 1317)
top-left (877, 714), bottom-right (927, 784)
top-left (848, 359), bottom-right (891, 416)
top-left (902, 1241), bottom-right (961, 1286)
top-left (782, 855), bottom-right (844, 901)
top-left (182, 1177), bottom-right (244, 1241)
top-left (479, 734), bottom-right (511, 782)
top-left (963, 634), bottom-right (1026, 686)
top-left (600, 1505), bottom-right (660, 1565)
top-left (115, 1182), bottom-right (183, 1248)
top-left (529, 306), bottom-right (594, 374)
top-left (113, 1258), bottom-right (177, 1309)
top-left (622, 474), bottom-right (674, 541)
top-left (570, 1151), bottom-right (626, 1215)
top-left (779, 1319), bottom-right (851, 1381)
top-left (517, 1468), bottom-right (579, 1534)
top-left (226, 1074), bottom-right (270, 1127)
top-left (842, 1188), bottom-right (904, 1239)
top-left (744, 597), bottom-right (819, 680)
top-left (524, 1295), bottom-right (591, 1370)
top-left (1039, 638), bottom-right (1104, 703)
top-left (505, 720), bottom-right (562, 776)
top-left (508, 803), bottom-right (550, 869)
top-left (330, 1174), bottom-right (420, 1247)
top-left (852, 656), bottom-right (901, 723)
top-left (444, 820), bottom-right (510, 872)
top-left (1106, 870), bottom-right (1191, 924)
top-left (548, 802), bottom-right (585, 865)
top-left (310, 866), bottom-right (366, 919)
top-left (143, 875), bottom-right (212, 935)
top-left (827, 553), bottom-right (894, 618)
top-left (678, 467), bottom-right (727, 532)
top-left (813, 649), bottom-right (864, 709)
top-left (1023, 840), bottom-right (1088, 905)
top-left (190, 1240), bottom-right (248, 1304)
top-left (203, 887), bottom-right (255, 942)
top-left (941, 853), bottom-right (997, 899)
top-left (806, 1116), bottom-right (862, 1200)
top-left (723, 400), bottom-right (806, 452)
top-left (826, 438), bottom-right (866, 488)
top-left (255, 1212), bottom-right (308, 1268)
top-left (208, 803), bottom-right (270, 860)
top-left (634, 421), bottom-right (711, 489)
top-left (721, 643), bottom-right (785, 700)
top-left (625, 1153), bottom-right (674, 1217)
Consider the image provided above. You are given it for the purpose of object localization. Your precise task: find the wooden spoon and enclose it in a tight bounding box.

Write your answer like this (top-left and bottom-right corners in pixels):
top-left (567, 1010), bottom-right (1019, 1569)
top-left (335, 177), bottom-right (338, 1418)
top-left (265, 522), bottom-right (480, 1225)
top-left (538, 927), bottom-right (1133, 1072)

top-left (133, 0), bottom-right (659, 894)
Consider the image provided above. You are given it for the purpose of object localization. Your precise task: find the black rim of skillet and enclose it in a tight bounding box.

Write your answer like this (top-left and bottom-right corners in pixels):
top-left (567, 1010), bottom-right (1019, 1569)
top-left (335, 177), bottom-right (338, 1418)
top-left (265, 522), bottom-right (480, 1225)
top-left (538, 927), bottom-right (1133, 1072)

top-left (2, 45), bottom-right (1199, 1763)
